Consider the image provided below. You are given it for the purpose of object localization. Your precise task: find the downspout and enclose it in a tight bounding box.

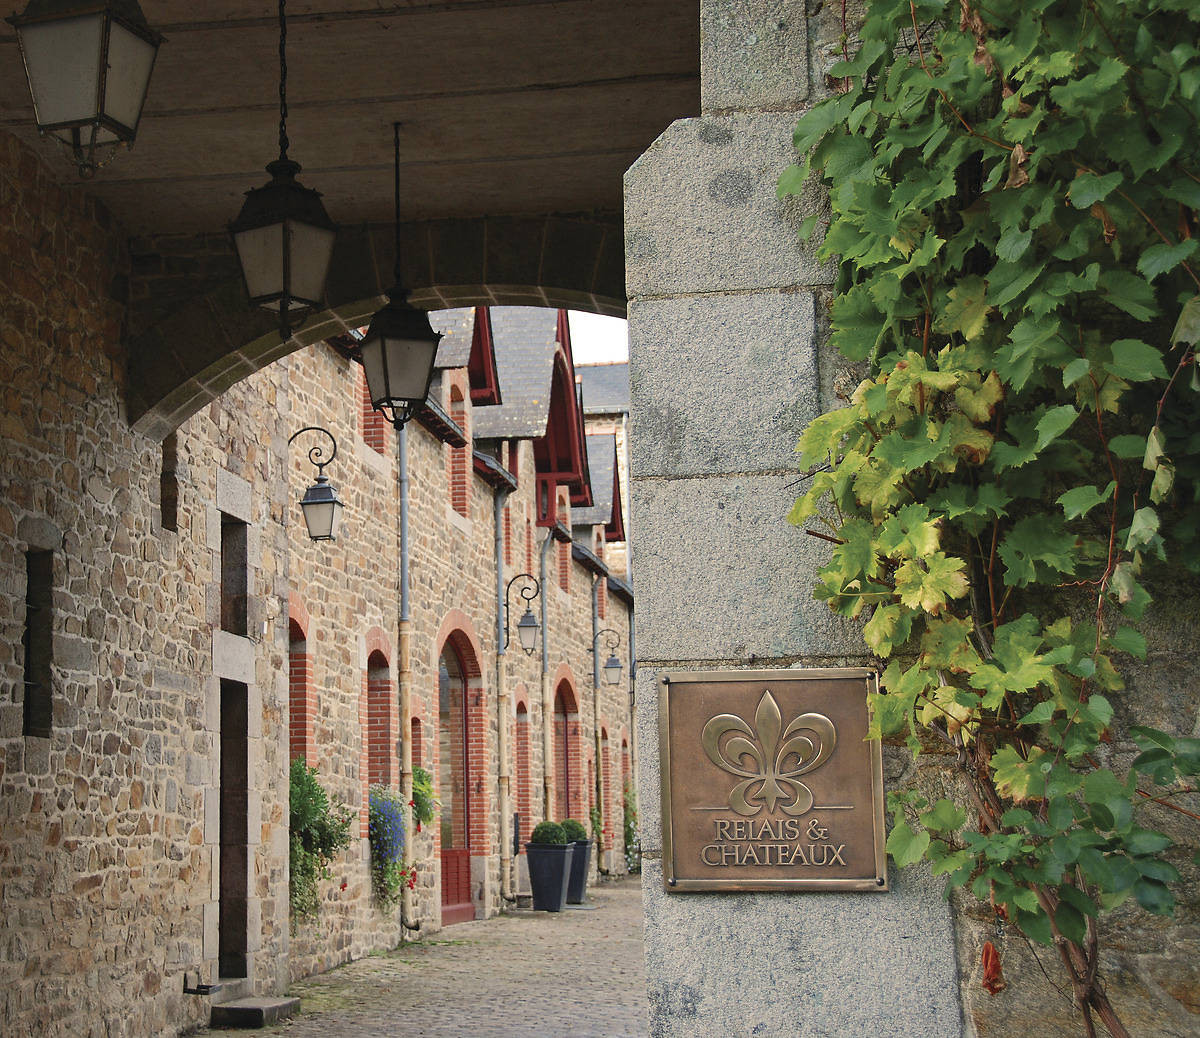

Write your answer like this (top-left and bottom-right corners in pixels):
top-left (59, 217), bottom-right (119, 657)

top-left (591, 573), bottom-right (611, 876)
top-left (494, 488), bottom-right (517, 903)
top-left (398, 424), bottom-right (420, 932)
top-left (540, 527), bottom-right (554, 819)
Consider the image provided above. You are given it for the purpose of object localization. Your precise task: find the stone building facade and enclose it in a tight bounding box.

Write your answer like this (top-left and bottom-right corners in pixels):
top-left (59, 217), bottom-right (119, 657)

top-left (0, 128), bottom-right (633, 1035)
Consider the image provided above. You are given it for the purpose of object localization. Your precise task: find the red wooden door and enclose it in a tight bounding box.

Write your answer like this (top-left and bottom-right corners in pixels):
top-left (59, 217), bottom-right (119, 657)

top-left (439, 648), bottom-right (474, 924)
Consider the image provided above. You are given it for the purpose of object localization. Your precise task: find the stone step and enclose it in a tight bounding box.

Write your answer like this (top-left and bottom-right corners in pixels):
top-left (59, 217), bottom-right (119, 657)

top-left (210, 996), bottom-right (300, 1029)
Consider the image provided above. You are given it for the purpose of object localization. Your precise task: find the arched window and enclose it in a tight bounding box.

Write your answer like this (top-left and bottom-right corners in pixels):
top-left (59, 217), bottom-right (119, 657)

top-left (553, 681), bottom-right (581, 820)
top-left (411, 716), bottom-right (423, 768)
top-left (515, 698), bottom-right (531, 845)
top-left (557, 490), bottom-right (570, 592)
top-left (367, 650), bottom-right (395, 787)
top-left (600, 728), bottom-right (612, 850)
top-left (359, 365), bottom-right (389, 454)
top-left (288, 617), bottom-right (313, 765)
top-left (439, 643), bottom-right (475, 924)
top-left (449, 384), bottom-right (469, 517)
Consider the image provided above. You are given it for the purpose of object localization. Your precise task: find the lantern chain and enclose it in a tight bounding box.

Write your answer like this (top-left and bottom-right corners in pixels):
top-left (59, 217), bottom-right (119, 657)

top-left (278, 0), bottom-right (289, 162)
top-left (393, 122), bottom-right (402, 288)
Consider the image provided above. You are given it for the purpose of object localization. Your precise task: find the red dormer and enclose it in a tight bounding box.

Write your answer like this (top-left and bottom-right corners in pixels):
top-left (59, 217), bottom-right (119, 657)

top-left (467, 306), bottom-right (502, 406)
top-left (535, 311), bottom-right (592, 525)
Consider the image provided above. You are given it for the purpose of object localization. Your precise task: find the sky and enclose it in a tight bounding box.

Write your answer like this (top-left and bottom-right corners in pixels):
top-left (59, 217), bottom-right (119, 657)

top-left (569, 311), bottom-right (628, 366)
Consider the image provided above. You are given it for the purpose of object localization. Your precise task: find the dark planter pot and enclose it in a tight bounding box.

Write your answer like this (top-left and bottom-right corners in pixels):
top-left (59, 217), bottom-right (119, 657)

top-left (567, 839), bottom-right (592, 904)
top-left (526, 842), bottom-right (574, 912)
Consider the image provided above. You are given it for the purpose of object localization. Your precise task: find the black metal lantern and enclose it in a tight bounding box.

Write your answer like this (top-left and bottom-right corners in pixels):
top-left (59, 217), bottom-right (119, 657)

top-left (503, 573), bottom-right (542, 657)
top-left (358, 123), bottom-right (441, 427)
top-left (516, 607), bottom-right (540, 655)
top-left (288, 426), bottom-right (343, 542)
top-left (6, 0), bottom-right (164, 177)
top-left (229, 0), bottom-right (335, 340)
top-left (593, 628), bottom-right (623, 687)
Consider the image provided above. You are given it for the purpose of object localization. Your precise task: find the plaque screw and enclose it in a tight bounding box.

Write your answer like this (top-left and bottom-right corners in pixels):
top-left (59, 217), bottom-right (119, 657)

top-left (668, 878), bottom-right (678, 887)
top-left (877, 876), bottom-right (886, 886)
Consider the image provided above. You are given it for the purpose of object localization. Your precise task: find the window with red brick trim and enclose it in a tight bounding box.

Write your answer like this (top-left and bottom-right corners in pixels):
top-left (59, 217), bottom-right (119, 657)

top-left (411, 717), bottom-right (423, 768)
top-left (359, 366), bottom-right (389, 455)
top-left (504, 504), bottom-right (512, 567)
top-left (449, 386), bottom-right (469, 517)
top-left (525, 512), bottom-right (533, 574)
top-left (596, 538), bottom-right (606, 620)
top-left (557, 493), bottom-right (570, 592)
top-left (600, 729), bottom-right (613, 850)
top-left (367, 650), bottom-right (396, 788)
top-left (288, 618), bottom-right (313, 765)
top-left (515, 702), bottom-right (531, 842)
top-left (552, 682), bottom-right (583, 820)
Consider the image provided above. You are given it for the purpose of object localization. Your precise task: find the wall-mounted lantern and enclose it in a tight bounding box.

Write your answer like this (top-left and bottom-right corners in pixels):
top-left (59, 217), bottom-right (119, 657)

top-left (288, 426), bottom-right (343, 541)
top-left (593, 628), bottom-right (623, 687)
top-left (229, 0), bottom-right (335, 340)
top-left (503, 572), bottom-right (542, 657)
top-left (6, 0), bottom-right (164, 177)
top-left (358, 123), bottom-right (441, 427)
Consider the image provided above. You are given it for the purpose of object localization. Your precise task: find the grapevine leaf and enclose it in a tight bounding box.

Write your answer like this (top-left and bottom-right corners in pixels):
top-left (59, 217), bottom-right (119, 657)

top-left (1057, 482), bottom-right (1115, 520)
top-left (1172, 295), bottom-right (1200, 347)
top-left (886, 818), bottom-right (930, 868)
top-left (1105, 339), bottom-right (1169, 382)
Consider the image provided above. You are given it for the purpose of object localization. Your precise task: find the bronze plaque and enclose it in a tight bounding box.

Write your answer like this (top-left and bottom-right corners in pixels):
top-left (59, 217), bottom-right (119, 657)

top-left (659, 669), bottom-right (887, 892)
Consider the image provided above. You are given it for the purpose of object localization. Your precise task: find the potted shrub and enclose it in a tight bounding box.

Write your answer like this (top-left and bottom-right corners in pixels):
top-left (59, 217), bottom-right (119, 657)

top-left (560, 817), bottom-right (592, 905)
top-left (525, 821), bottom-right (574, 912)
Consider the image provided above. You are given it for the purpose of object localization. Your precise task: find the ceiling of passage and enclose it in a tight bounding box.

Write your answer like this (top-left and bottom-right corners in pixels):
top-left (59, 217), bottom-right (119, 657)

top-left (0, 0), bottom-right (699, 236)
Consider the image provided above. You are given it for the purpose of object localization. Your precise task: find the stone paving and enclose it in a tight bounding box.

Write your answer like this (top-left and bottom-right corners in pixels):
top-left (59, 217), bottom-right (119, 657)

top-left (210, 876), bottom-right (648, 1038)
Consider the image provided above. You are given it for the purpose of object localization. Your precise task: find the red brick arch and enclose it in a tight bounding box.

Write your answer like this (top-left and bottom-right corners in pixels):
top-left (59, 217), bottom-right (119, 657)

top-left (288, 594), bottom-right (314, 766)
top-left (288, 590), bottom-right (311, 640)
top-left (434, 610), bottom-right (484, 679)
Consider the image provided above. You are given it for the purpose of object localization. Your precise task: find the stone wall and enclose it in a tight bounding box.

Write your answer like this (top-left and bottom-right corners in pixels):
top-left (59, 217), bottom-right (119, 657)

top-left (0, 130), bottom-right (216, 1037)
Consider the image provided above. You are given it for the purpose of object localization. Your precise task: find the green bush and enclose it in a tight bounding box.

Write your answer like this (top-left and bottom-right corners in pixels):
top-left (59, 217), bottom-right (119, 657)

top-left (559, 818), bottom-right (588, 842)
top-left (410, 765), bottom-right (438, 831)
top-left (529, 820), bottom-right (567, 845)
top-left (289, 758), bottom-right (353, 922)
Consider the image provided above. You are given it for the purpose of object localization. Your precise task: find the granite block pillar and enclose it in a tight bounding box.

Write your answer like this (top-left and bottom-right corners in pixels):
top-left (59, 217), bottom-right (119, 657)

top-left (625, 3), bottom-right (964, 1034)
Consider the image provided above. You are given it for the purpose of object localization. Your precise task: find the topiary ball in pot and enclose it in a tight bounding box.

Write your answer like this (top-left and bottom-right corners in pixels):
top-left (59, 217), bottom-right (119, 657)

top-left (559, 818), bottom-right (588, 843)
top-left (529, 820), bottom-right (567, 845)
top-left (526, 821), bottom-right (573, 911)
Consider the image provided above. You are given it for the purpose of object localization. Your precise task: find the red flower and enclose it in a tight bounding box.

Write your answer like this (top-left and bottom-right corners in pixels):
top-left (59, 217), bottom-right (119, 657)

top-left (340, 880), bottom-right (347, 892)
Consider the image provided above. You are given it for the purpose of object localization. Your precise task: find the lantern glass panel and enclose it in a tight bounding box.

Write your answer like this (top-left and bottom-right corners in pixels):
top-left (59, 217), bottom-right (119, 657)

top-left (301, 497), bottom-right (342, 541)
top-left (361, 333), bottom-right (437, 408)
top-left (232, 222), bottom-right (285, 303)
top-left (286, 221), bottom-right (337, 307)
top-left (103, 19), bottom-right (157, 131)
top-left (516, 610), bottom-right (539, 654)
top-left (603, 655), bottom-right (622, 686)
top-left (19, 15), bottom-right (103, 131)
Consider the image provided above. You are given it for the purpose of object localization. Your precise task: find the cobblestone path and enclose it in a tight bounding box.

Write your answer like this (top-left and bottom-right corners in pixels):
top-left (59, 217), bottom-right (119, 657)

top-left (246, 876), bottom-right (646, 1037)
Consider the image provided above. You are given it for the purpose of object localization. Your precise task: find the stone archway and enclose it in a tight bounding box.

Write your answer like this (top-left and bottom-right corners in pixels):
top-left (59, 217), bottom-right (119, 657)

top-left (126, 213), bottom-right (624, 439)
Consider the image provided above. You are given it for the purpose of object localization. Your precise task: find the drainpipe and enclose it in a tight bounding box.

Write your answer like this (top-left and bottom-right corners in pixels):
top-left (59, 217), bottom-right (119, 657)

top-left (397, 424), bottom-right (420, 932)
top-left (494, 488), bottom-right (517, 903)
top-left (591, 573), bottom-right (610, 877)
top-left (540, 527), bottom-right (554, 820)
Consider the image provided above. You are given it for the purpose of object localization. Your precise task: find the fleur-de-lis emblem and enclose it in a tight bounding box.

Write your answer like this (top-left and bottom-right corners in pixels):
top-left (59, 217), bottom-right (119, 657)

top-left (702, 690), bottom-right (837, 817)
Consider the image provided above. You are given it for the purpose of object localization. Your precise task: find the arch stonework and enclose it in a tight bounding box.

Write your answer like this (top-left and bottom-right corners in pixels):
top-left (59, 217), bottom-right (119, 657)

top-left (551, 662), bottom-right (578, 712)
top-left (434, 610), bottom-right (484, 679)
top-left (287, 590), bottom-right (311, 639)
top-left (126, 213), bottom-right (624, 440)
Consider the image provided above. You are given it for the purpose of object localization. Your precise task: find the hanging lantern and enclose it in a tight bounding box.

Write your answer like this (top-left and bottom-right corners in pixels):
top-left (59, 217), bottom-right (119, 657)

top-left (288, 426), bottom-right (343, 542)
top-left (7, 0), bottom-right (164, 177)
top-left (229, 0), bottom-right (335, 339)
top-left (603, 652), bottom-right (623, 687)
top-left (298, 473), bottom-right (343, 542)
top-left (358, 122), bottom-right (441, 427)
top-left (359, 294), bottom-right (442, 428)
top-left (230, 158), bottom-right (336, 330)
top-left (516, 606), bottom-right (540, 656)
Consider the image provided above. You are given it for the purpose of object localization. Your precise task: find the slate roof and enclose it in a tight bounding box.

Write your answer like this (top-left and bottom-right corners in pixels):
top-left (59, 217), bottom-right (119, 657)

top-left (572, 433), bottom-right (617, 527)
top-left (431, 307), bottom-right (475, 369)
top-left (578, 362), bottom-right (629, 414)
top-left (471, 307), bottom-right (561, 439)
